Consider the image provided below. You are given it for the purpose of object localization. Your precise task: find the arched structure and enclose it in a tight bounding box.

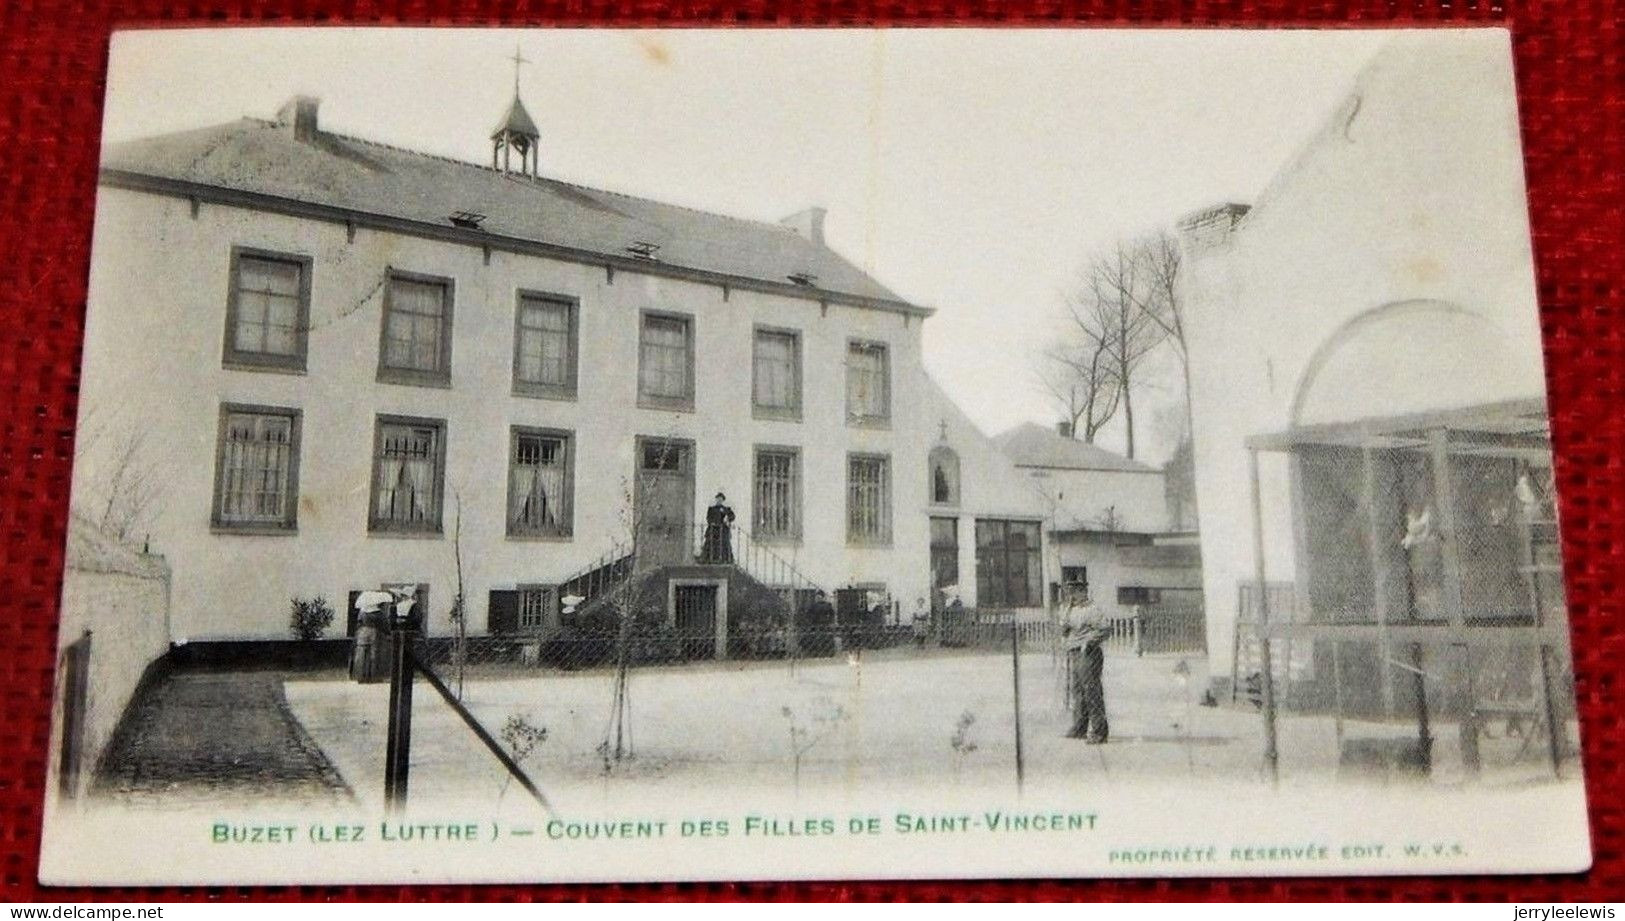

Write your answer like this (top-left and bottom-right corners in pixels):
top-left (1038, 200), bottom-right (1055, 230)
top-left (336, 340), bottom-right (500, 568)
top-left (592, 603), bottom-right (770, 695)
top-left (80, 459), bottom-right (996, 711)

top-left (1290, 299), bottom-right (1517, 428)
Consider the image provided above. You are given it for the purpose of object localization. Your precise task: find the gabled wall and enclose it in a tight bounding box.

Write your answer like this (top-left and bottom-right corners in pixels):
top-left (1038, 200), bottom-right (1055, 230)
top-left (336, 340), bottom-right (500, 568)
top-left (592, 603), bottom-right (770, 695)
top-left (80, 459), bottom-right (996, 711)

top-left (1180, 31), bottom-right (1547, 674)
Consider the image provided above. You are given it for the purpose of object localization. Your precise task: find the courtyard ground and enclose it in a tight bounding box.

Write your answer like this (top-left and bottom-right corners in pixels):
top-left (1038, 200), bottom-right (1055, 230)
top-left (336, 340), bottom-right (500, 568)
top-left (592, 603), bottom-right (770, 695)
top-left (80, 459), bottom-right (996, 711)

top-left (94, 669), bottom-right (352, 806)
top-left (282, 646), bottom-right (1569, 814)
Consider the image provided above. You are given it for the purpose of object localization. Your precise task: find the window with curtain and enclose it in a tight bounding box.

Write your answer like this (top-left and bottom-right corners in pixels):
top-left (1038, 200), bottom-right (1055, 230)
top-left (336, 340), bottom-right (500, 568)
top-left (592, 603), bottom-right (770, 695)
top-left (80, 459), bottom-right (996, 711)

top-left (846, 341), bottom-right (890, 423)
top-left (228, 252), bottom-right (307, 368)
top-left (639, 313), bottom-right (692, 406)
top-left (754, 448), bottom-right (800, 541)
top-left (847, 454), bottom-right (891, 544)
top-left (975, 519), bottom-right (1042, 607)
top-left (515, 295), bottom-right (575, 396)
top-left (508, 429), bottom-right (572, 537)
top-left (752, 328), bottom-right (800, 417)
top-left (371, 418), bottom-right (444, 532)
top-left (214, 407), bottom-right (299, 529)
top-left (380, 274), bottom-right (451, 382)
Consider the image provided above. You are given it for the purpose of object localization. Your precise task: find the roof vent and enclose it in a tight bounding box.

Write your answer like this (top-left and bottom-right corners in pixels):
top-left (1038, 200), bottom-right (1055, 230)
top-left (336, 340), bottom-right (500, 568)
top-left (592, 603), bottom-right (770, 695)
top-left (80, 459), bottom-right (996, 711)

top-left (275, 96), bottom-right (321, 143)
top-left (448, 211), bottom-right (486, 229)
top-left (787, 272), bottom-right (818, 287)
top-left (626, 241), bottom-right (661, 260)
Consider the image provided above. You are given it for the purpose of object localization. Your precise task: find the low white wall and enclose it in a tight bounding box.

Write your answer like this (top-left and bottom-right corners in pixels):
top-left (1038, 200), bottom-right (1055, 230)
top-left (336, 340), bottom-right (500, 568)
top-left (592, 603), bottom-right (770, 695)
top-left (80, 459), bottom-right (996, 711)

top-left (50, 518), bottom-right (172, 800)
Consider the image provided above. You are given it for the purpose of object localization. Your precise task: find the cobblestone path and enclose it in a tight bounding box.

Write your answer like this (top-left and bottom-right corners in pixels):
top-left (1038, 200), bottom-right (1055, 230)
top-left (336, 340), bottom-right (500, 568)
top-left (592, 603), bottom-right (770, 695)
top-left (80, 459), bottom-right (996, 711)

top-left (95, 670), bottom-right (352, 804)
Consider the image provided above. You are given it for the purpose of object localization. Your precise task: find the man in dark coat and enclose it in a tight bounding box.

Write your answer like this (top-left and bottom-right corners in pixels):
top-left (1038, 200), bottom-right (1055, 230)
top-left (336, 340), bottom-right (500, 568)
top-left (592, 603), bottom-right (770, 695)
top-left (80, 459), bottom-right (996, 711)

top-left (701, 491), bottom-right (735, 563)
top-left (1061, 586), bottom-right (1112, 743)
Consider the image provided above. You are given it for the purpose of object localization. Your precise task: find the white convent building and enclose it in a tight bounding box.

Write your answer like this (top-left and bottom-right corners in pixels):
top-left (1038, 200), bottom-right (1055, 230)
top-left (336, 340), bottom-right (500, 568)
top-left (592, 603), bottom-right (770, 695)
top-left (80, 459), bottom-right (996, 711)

top-left (76, 87), bottom-right (1060, 649)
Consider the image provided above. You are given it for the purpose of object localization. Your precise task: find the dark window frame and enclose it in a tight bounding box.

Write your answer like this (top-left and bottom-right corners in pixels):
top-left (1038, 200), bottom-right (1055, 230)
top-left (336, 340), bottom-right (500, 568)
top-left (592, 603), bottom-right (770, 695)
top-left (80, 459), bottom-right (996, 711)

top-left (1117, 586), bottom-right (1163, 606)
top-left (846, 451), bottom-right (893, 547)
top-left (377, 269), bottom-right (455, 389)
top-left (222, 246), bottom-right (313, 373)
top-left (751, 324), bottom-right (803, 422)
top-left (210, 402), bottom-right (303, 534)
top-left (505, 425), bottom-right (576, 540)
top-left (517, 583), bottom-right (559, 633)
top-left (752, 444), bottom-right (803, 545)
top-left (975, 518), bottom-right (1044, 607)
top-left (512, 290), bottom-right (579, 401)
top-left (367, 413), bottom-right (448, 536)
top-left (637, 309), bottom-right (696, 412)
top-left (845, 338), bottom-right (892, 428)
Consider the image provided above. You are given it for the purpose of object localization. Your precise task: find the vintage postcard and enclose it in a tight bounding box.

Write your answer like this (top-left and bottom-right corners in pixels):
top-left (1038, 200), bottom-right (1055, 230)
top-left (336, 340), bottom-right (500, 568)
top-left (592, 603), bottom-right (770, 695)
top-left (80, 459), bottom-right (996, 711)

top-left (40, 27), bottom-right (1590, 884)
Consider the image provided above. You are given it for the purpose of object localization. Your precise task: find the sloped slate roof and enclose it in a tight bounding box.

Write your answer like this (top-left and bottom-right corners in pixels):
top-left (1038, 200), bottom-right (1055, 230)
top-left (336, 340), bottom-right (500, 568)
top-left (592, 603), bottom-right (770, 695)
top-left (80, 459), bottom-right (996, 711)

top-left (100, 117), bottom-right (918, 310)
top-left (994, 422), bottom-right (1157, 474)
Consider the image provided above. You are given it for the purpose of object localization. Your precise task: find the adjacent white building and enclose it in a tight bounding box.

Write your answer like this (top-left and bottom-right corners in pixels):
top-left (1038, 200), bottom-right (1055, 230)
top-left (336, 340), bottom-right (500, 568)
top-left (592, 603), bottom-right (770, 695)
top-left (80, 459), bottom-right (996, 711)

top-left (1179, 31), bottom-right (1560, 689)
top-left (993, 422), bottom-right (1200, 616)
top-left (75, 90), bottom-right (1051, 646)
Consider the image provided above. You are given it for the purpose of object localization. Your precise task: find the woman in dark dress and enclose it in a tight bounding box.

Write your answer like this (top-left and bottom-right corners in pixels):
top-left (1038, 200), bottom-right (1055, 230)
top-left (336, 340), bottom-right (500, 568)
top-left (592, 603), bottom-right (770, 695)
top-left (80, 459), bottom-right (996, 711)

top-left (702, 492), bottom-right (735, 563)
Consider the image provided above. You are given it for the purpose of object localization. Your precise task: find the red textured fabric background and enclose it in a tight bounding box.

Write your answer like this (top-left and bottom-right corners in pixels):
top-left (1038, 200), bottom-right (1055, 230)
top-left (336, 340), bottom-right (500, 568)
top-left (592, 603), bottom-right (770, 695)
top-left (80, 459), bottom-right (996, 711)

top-left (1, 0), bottom-right (1620, 902)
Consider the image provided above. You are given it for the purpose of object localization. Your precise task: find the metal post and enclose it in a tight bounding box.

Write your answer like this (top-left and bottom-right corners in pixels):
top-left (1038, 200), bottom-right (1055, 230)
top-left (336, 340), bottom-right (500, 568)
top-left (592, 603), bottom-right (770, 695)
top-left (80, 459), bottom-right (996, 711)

top-left (1359, 445), bottom-right (1396, 718)
top-left (1538, 644), bottom-right (1564, 779)
top-left (1458, 644), bottom-right (1481, 777)
top-left (1249, 448), bottom-right (1280, 784)
top-left (384, 610), bottom-right (416, 813)
top-left (1011, 620), bottom-right (1025, 794)
top-left (1423, 427), bottom-right (1465, 776)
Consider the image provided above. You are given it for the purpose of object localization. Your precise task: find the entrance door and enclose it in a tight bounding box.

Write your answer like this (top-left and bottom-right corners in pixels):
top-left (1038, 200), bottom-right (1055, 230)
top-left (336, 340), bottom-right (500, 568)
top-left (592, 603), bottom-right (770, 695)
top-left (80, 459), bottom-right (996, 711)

top-left (673, 584), bottom-right (719, 660)
top-left (635, 438), bottom-right (694, 567)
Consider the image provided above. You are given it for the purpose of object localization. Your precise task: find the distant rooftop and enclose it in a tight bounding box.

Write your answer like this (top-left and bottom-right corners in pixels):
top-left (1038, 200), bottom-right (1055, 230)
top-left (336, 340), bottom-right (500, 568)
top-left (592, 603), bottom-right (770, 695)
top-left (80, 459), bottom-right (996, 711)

top-left (994, 422), bottom-right (1157, 474)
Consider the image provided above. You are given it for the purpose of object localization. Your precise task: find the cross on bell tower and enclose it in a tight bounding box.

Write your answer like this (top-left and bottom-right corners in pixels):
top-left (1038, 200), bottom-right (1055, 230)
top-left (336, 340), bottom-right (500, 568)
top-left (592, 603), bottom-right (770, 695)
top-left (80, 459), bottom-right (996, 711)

top-left (492, 44), bottom-right (541, 177)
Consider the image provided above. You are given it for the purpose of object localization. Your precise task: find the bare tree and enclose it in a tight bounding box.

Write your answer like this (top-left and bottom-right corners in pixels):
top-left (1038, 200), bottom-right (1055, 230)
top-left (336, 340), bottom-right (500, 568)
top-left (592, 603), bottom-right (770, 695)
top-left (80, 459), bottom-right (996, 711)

top-left (1041, 232), bottom-right (1190, 460)
top-left (1038, 331), bottom-right (1120, 444)
top-left (76, 413), bottom-right (164, 544)
top-left (1131, 231), bottom-right (1193, 434)
top-left (600, 431), bottom-right (684, 769)
top-left (449, 492), bottom-right (468, 699)
top-left (1084, 242), bottom-right (1167, 459)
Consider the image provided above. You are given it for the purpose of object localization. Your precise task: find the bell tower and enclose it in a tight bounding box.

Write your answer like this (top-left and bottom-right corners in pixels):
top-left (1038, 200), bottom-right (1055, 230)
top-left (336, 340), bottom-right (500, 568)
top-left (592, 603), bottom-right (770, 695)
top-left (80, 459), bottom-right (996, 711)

top-left (492, 46), bottom-right (541, 176)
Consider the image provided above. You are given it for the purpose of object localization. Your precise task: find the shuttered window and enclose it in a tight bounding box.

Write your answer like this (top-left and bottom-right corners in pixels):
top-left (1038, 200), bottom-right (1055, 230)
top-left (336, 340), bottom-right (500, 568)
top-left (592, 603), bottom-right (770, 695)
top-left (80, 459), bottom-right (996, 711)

top-left (369, 416), bottom-right (445, 533)
top-left (213, 405), bottom-right (301, 531)
top-left (514, 294), bottom-right (576, 398)
top-left (847, 453), bottom-right (892, 545)
top-left (752, 328), bottom-right (801, 418)
top-left (638, 312), bottom-right (694, 408)
top-left (753, 448), bottom-right (800, 542)
top-left (379, 272), bottom-right (453, 386)
top-left (224, 249), bottom-right (310, 371)
top-left (508, 428), bottom-right (573, 538)
top-left (846, 341), bottom-right (890, 424)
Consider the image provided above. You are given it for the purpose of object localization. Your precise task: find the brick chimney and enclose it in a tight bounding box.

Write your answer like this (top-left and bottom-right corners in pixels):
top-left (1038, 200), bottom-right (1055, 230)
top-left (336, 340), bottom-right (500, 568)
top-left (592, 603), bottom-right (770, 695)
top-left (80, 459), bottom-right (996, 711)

top-left (276, 96), bottom-right (321, 143)
top-left (779, 207), bottom-right (828, 246)
top-left (1056, 421), bottom-right (1073, 439)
